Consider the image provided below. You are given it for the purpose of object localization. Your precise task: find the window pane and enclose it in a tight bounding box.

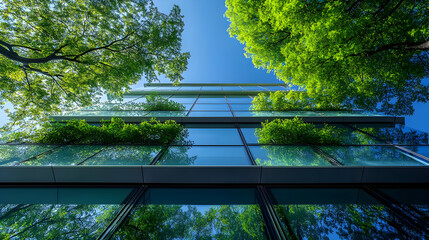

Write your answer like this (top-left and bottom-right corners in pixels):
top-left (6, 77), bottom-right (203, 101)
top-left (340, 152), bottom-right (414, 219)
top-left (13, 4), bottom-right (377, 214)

top-left (201, 86), bottom-right (222, 91)
top-left (240, 128), bottom-right (259, 144)
top-left (320, 146), bottom-right (425, 166)
top-left (355, 124), bottom-right (429, 145)
top-left (226, 95), bottom-right (253, 103)
top-left (168, 95), bottom-right (198, 104)
top-left (378, 187), bottom-right (429, 219)
top-left (404, 146), bottom-right (429, 159)
top-left (250, 146), bottom-right (332, 166)
top-left (146, 111), bottom-right (187, 117)
top-left (230, 103), bottom-right (252, 111)
top-left (0, 187), bottom-right (134, 239)
top-left (82, 146), bottom-right (162, 165)
top-left (177, 128), bottom-right (243, 145)
top-left (222, 86), bottom-right (243, 91)
top-left (188, 111), bottom-right (233, 117)
top-left (196, 96), bottom-right (227, 103)
top-left (270, 187), bottom-right (425, 239)
top-left (19, 145), bottom-right (104, 166)
top-left (112, 188), bottom-right (268, 239)
top-left (192, 103), bottom-right (230, 111)
top-left (158, 146), bottom-right (251, 165)
top-left (0, 145), bottom-right (57, 166)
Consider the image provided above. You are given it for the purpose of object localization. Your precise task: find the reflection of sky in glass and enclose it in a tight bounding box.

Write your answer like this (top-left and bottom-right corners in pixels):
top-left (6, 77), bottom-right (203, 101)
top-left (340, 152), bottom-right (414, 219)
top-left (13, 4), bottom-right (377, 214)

top-left (158, 146), bottom-right (251, 165)
top-left (320, 146), bottom-right (424, 166)
top-left (179, 128), bottom-right (243, 145)
top-left (271, 188), bottom-right (425, 239)
top-left (82, 146), bottom-right (162, 165)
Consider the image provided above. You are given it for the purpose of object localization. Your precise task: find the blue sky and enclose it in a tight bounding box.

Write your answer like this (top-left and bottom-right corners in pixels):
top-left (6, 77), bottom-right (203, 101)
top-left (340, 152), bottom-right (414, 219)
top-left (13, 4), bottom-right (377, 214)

top-left (151, 0), bottom-right (429, 133)
top-left (0, 0), bottom-right (428, 133)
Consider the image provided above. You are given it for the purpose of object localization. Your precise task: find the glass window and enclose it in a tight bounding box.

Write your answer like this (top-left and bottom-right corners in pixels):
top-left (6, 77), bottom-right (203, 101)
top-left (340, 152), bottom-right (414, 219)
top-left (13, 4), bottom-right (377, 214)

top-left (355, 124), bottom-right (429, 145)
top-left (222, 86), bottom-right (244, 91)
top-left (19, 145), bottom-right (104, 166)
top-left (82, 146), bottom-right (162, 165)
top-left (188, 111), bottom-right (233, 117)
top-left (270, 187), bottom-right (425, 239)
top-left (201, 86), bottom-right (222, 91)
top-left (316, 111), bottom-right (382, 117)
top-left (177, 128), bottom-right (243, 145)
top-left (240, 127), bottom-right (259, 144)
top-left (177, 87), bottom-right (201, 92)
top-left (320, 146), bottom-right (425, 166)
top-left (112, 188), bottom-right (268, 239)
top-left (62, 110), bottom-right (149, 117)
top-left (0, 187), bottom-right (134, 239)
top-left (378, 187), bottom-right (429, 218)
top-left (261, 86), bottom-right (287, 91)
top-left (168, 95), bottom-right (198, 104)
top-left (0, 145), bottom-right (57, 166)
top-left (250, 146), bottom-right (332, 166)
top-left (229, 103), bottom-right (252, 111)
top-left (226, 95), bottom-right (253, 103)
top-left (157, 146), bottom-right (251, 165)
top-left (234, 111), bottom-right (276, 117)
top-left (403, 146), bottom-right (429, 159)
top-left (240, 86), bottom-right (264, 91)
top-left (191, 103), bottom-right (230, 111)
top-left (196, 96), bottom-right (227, 103)
top-left (146, 111), bottom-right (188, 117)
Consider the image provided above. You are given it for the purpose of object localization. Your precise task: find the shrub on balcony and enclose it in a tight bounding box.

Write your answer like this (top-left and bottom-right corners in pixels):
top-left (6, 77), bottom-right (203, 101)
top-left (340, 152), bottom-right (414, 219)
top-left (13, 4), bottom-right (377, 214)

top-left (256, 117), bottom-right (342, 145)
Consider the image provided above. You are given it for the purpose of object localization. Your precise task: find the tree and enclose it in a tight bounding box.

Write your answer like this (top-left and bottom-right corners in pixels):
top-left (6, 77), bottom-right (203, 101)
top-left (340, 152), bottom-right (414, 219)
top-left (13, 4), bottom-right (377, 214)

top-left (0, 0), bottom-right (189, 130)
top-left (225, 0), bottom-right (429, 115)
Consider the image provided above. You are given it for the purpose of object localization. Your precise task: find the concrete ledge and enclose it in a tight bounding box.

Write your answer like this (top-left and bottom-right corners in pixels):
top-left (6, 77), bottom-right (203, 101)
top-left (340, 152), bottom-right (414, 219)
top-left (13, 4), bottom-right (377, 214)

top-left (52, 166), bottom-right (143, 183)
top-left (362, 166), bottom-right (429, 183)
top-left (261, 167), bottom-right (364, 184)
top-left (142, 166), bottom-right (261, 184)
top-left (0, 166), bottom-right (55, 183)
top-left (0, 166), bottom-right (427, 184)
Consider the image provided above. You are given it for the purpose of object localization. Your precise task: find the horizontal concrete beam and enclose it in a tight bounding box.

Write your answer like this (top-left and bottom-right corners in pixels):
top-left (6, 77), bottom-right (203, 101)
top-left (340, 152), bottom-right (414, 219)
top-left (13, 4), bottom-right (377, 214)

top-left (0, 166), bottom-right (428, 184)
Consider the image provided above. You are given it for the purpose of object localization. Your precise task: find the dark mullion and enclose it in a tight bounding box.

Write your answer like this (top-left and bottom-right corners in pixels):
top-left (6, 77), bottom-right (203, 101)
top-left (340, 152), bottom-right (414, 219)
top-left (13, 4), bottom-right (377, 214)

top-left (76, 147), bottom-right (107, 165)
top-left (186, 94), bottom-right (200, 117)
top-left (346, 124), bottom-right (429, 164)
top-left (345, 124), bottom-right (392, 144)
top-left (225, 95), bottom-right (236, 117)
top-left (393, 146), bottom-right (429, 165)
top-left (311, 146), bottom-right (343, 166)
top-left (236, 124), bottom-right (256, 165)
top-left (362, 185), bottom-right (429, 234)
top-left (14, 145), bottom-right (64, 165)
top-left (97, 185), bottom-right (148, 240)
top-left (149, 146), bottom-right (169, 165)
top-left (256, 185), bottom-right (289, 240)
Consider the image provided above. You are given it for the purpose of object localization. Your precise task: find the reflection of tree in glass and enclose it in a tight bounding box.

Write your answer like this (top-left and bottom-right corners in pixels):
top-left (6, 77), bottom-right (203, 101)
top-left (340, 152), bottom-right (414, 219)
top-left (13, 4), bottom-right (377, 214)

top-left (255, 146), bottom-right (330, 166)
top-left (0, 145), bottom-right (55, 166)
top-left (321, 146), bottom-right (421, 166)
top-left (84, 146), bottom-right (162, 165)
top-left (361, 125), bottom-right (429, 145)
top-left (158, 146), bottom-right (197, 165)
top-left (275, 204), bottom-right (423, 239)
top-left (0, 204), bottom-right (120, 239)
top-left (113, 205), bottom-right (267, 239)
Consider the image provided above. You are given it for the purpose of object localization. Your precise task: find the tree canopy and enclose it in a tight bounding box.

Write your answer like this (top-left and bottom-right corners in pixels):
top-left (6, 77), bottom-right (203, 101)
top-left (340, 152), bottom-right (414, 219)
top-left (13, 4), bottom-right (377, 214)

top-left (0, 0), bottom-right (189, 129)
top-left (225, 0), bottom-right (429, 115)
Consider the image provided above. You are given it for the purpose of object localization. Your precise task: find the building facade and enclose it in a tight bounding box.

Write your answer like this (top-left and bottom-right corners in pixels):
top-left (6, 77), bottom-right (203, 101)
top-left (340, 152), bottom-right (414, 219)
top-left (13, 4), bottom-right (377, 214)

top-left (0, 83), bottom-right (428, 239)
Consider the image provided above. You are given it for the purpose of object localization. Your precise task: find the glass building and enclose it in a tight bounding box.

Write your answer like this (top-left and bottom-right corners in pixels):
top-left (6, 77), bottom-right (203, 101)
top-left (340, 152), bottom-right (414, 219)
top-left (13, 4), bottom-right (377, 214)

top-left (0, 83), bottom-right (428, 239)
